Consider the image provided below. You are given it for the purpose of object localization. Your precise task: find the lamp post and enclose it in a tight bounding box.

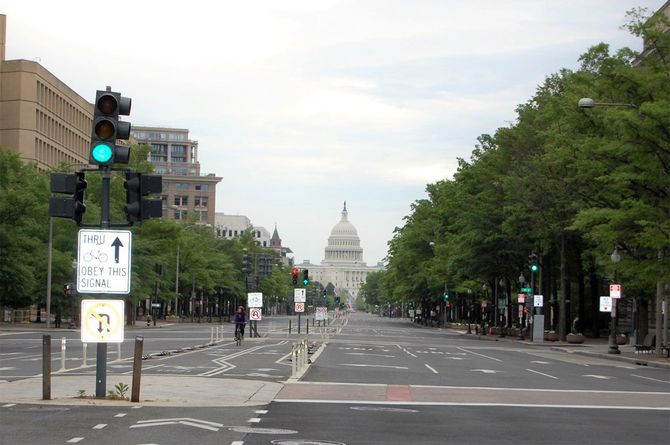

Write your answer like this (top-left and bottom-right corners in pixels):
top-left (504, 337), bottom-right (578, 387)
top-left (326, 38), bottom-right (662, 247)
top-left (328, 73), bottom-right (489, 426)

top-left (609, 246), bottom-right (621, 355)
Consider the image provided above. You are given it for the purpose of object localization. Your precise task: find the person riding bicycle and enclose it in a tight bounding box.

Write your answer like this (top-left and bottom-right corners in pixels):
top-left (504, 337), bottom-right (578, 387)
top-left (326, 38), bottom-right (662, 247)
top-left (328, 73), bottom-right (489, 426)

top-left (234, 306), bottom-right (246, 340)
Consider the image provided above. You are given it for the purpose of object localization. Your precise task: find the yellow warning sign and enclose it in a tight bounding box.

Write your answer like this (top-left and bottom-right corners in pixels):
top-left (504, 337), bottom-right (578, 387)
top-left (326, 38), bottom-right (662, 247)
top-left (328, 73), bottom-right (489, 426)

top-left (81, 299), bottom-right (125, 343)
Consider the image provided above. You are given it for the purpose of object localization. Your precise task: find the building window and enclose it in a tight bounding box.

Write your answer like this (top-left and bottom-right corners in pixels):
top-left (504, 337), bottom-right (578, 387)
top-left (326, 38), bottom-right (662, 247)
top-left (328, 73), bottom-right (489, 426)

top-left (174, 195), bottom-right (188, 206)
top-left (174, 209), bottom-right (187, 220)
top-left (195, 184), bottom-right (209, 191)
top-left (199, 211), bottom-right (208, 222)
top-left (175, 183), bottom-right (189, 190)
top-left (194, 196), bottom-right (208, 207)
top-left (228, 230), bottom-right (232, 237)
top-left (172, 168), bottom-right (188, 175)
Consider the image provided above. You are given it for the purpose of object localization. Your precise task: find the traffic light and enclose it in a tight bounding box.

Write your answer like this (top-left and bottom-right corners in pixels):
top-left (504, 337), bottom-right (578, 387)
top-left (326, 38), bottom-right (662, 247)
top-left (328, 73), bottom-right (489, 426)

top-left (302, 269), bottom-right (309, 286)
top-left (49, 172), bottom-right (87, 224)
top-left (90, 89), bottom-right (132, 167)
top-left (335, 295), bottom-right (340, 305)
top-left (443, 290), bottom-right (449, 301)
top-left (292, 267), bottom-right (299, 285)
top-left (242, 254), bottom-right (250, 274)
top-left (529, 253), bottom-right (539, 273)
top-left (323, 289), bottom-right (327, 299)
top-left (63, 283), bottom-right (73, 296)
top-left (124, 172), bottom-right (162, 223)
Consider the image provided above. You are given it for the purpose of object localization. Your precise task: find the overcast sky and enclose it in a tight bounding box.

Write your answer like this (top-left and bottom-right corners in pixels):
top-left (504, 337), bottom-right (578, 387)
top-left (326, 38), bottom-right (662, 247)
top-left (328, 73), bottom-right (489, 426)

top-left (1, 0), bottom-right (662, 265)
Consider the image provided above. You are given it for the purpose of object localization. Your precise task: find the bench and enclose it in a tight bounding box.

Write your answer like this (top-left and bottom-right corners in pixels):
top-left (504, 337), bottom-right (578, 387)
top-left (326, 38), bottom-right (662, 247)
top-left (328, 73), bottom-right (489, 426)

top-left (634, 333), bottom-right (655, 354)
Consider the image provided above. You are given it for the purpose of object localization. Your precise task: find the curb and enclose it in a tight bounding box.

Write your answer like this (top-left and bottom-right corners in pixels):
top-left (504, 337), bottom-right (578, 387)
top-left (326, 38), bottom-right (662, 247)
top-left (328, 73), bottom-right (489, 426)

top-left (551, 347), bottom-right (670, 370)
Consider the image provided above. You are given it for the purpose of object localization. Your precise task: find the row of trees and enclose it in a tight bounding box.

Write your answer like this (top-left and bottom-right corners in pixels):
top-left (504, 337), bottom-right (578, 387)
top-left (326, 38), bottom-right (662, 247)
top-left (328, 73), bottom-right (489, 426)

top-left (360, 9), bottom-right (670, 342)
top-left (0, 144), bottom-right (295, 324)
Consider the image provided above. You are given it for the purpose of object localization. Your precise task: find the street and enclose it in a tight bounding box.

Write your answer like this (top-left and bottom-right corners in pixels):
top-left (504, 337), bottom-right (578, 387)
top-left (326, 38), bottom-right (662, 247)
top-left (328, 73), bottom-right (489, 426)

top-left (1, 312), bottom-right (669, 444)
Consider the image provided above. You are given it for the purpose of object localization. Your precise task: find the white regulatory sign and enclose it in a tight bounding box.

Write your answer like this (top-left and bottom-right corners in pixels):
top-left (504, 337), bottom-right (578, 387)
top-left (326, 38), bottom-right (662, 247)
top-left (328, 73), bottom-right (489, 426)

top-left (77, 229), bottom-right (132, 294)
top-left (295, 302), bottom-right (305, 313)
top-left (609, 284), bottom-right (622, 299)
top-left (533, 295), bottom-right (544, 307)
top-left (248, 292), bottom-right (263, 308)
top-left (600, 296), bottom-right (612, 312)
top-left (249, 308), bottom-right (262, 320)
top-left (81, 299), bottom-right (125, 343)
top-left (294, 288), bottom-right (306, 303)
top-left (315, 307), bottom-right (328, 321)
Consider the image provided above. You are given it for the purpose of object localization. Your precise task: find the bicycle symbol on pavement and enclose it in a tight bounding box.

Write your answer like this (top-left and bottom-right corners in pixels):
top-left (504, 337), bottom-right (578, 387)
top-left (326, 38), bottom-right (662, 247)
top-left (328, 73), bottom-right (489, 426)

top-left (83, 250), bottom-right (108, 263)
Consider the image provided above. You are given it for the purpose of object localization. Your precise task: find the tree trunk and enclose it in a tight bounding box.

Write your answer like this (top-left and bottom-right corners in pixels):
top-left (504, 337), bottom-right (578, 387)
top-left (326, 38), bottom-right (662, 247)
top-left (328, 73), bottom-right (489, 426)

top-left (559, 232), bottom-right (567, 342)
top-left (589, 259), bottom-right (600, 338)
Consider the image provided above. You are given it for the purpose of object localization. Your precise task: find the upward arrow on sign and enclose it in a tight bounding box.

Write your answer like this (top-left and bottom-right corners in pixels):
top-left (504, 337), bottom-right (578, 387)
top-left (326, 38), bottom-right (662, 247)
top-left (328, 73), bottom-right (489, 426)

top-left (111, 237), bottom-right (123, 264)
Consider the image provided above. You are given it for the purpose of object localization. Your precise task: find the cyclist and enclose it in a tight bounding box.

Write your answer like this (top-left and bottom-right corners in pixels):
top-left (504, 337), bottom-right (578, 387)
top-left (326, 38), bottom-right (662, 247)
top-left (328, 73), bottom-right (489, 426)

top-left (234, 306), bottom-right (246, 342)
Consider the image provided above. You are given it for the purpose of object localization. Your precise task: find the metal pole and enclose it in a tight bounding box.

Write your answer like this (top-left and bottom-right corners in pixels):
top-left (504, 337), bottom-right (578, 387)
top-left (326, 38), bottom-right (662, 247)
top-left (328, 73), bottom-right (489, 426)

top-left (46, 218), bottom-right (53, 329)
top-left (131, 336), bottom-right (143, 402)
top-left (60, 337), bottom-right (66, 371)
top-left (42, 335), bottom-right (51, 400)
top-left (175, 244), bottom-right (179, 317)
top-left (96, 167), bottom-right (111, 398)
top-left (298, 313), bottom-right (301, 334)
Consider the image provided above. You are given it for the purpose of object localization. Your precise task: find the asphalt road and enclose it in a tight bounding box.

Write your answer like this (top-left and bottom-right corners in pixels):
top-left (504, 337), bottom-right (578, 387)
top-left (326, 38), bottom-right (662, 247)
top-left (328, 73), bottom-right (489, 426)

top-left (1, 312), bottom-right (669, 445)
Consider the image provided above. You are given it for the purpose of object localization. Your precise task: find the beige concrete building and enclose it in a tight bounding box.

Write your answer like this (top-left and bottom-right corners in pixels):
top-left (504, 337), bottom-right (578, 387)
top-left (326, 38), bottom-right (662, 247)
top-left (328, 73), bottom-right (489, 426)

top-left (131, 126), bottom-right (221, 227)
top-left (0, 14), bottom-right (92, 170)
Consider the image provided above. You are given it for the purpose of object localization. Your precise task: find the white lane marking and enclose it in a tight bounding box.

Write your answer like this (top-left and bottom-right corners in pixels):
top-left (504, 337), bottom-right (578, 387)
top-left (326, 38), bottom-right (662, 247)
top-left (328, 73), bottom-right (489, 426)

top-left (471, 369), bottom-right (500, 374)
top-left (583, 375), bottom-right (614, 380)
top-left (248, 418), bottom-right (261, 423)
top-left (396, 344), bottom-right (417, 358)
top-left (526, 368), bottom-right (558, 380)
top-left (67, 438), bottom-right (85, 443)
top-left (131, 418), bottom-right (223, 432)
top-left (2, 403), bottom-right (16, 407)
top-left (616, 365), bottom-right (636, 369)
top-left (274, 399), bottom-right (670, 411)
top-left (92, 424), bottom-right (107, 429)
top-left (114, 413), bottom-right (127, 418)
top-left (458, 347), bottom-right (502, 362)
top-left (255, 410), bottom-right (268, 414)
top-left (445, 357), bottom-right (464, 360)
top-left (231, 442), bottom-right (245, 445)
top-left (0, 367), bottom-right (17, 371)
top-left (530, 361), bottom-right (551, 365)
top-left (340, 363), bottom-right (409, 370)
top-left (425, 364), bottom-right (438, 374)
top-left (631, 374), bottom-right (670, 384)
top-left (345, 353), bottom-right (396, 358)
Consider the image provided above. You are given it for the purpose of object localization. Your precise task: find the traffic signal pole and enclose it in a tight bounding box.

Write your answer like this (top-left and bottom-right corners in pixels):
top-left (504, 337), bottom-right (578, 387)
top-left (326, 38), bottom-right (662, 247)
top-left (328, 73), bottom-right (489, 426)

top-left (95, 167), bottom-right (112, 398)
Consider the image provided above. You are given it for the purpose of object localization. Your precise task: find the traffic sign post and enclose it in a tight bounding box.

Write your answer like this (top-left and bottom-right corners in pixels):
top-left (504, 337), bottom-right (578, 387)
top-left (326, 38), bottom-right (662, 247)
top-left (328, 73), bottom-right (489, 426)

top-left (77, 229), bottom-right (132, 294)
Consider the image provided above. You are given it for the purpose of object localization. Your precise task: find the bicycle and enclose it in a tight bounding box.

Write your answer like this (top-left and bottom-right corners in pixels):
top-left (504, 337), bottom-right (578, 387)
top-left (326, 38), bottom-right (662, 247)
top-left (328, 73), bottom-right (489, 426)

top-left (235, 322), bottom-right (245, 346)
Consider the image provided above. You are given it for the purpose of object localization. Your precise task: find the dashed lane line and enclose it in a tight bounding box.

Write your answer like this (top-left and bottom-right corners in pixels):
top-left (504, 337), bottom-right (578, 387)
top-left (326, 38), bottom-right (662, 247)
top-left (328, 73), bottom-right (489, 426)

top-left (526, 368), bottom-right (558, 380)
top-left (631, 374), bottom-right (670, 384)
top-left (425, 364), bottom-right (438, 374)
top-left (92, 424), bottom-right (107, 429)
top-left (457, 347), bottom-right (503, 362)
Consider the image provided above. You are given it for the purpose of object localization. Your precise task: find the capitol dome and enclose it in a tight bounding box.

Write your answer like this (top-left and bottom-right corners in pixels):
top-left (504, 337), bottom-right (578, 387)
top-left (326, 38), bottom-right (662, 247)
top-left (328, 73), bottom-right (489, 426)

top-left (323, 202), bottom-right (364, 263)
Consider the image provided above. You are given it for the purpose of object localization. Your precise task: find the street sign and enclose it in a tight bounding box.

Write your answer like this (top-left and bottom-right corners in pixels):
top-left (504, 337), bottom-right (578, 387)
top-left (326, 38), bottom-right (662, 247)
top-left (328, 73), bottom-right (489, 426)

top-left (81, 299), bottom-right (124, 343)
top-left (295, 302), bottom-right (305, 313)
top-left (315, 306), bottom-right (328, 321)
top-left (600, 296), bottom-right (612, 312)
top-left (77, 229), bottom-right (132, 294)
top-left (294, 288), bottom-right (306, 303)
top-left (247, 292), bottom-right (263, 308)
top-left (249, 307), bottom-right (262, 320)
top-left (609, 284), bottom-right (622, 299)
top-left (521, 287), bottom-right (532, 293)
top-left (517, 294), bottom-right (525, 303)
top-left (534, 295), bottom-right (544, 307)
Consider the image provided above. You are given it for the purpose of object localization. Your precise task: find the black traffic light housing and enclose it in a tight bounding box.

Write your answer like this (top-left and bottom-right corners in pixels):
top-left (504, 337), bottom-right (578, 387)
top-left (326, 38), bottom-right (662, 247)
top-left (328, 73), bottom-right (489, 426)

top-left (90, 89), bottom-right (132, 167)
top-left (124, 172), bottom-right (162, 223)
top-left (302, 269), bottom-right (309, 286)
top-left (49, 172), bottom-right (87, 224)
top-left (292, 268), bottom-right (299, 285)
top-left (529, 253), bottom-right (539, 273)
top-left (323, 289), bottom-right (327, 299)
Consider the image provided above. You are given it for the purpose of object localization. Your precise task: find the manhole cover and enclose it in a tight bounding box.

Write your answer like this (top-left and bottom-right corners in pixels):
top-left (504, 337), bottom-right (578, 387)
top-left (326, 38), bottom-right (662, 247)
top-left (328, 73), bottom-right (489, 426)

top-left (229, 427), bottom-right (298, 434)
top-left (271, 441), bottom-right (346, 445)
top-left (350, 406), bottom-right (418, 413)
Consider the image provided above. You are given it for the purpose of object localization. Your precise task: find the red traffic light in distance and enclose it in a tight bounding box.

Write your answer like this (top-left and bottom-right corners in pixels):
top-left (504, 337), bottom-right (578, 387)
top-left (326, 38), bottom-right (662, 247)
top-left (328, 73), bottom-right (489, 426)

top-left (292, 268), bottom-right (299, 276)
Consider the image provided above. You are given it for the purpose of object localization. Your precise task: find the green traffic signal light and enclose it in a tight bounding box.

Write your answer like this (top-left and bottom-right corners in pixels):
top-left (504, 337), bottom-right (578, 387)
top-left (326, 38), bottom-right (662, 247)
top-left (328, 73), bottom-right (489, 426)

top-left (530, 263), bottom-right (539, 272)
top-left (91, 143), bottom-right (114, 164)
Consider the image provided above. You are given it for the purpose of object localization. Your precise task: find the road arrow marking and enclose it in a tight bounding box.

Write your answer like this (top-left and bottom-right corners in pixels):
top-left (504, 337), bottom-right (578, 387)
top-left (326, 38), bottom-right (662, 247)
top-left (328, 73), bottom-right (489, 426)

top-left (583, 375), bottom-right (614, 380)
top-left (471, 369), bottom-right (500, 374)
top-left (131, 418), bottom-right (223, 432)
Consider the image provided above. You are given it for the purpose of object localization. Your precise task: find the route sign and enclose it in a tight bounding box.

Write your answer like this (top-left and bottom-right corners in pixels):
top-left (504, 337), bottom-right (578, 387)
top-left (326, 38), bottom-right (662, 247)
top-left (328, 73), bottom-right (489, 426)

top-left (295, 302), bottom-right (305, 313)
top-left (609, 284), bottom-right (622, 299)
top-left (249, 307), bottom-right (262, 320)
top-left (533, 295), bottom-right (544, 307)
top-left (247, 292), bottom-right (263, 308)
top-left (77, 229), bottom-right (132, 294)
top-left (294, 288), bottom-right (306, 303)
top-left (81, 299), bottom-right (124, 343)
top-left (600, 296), bottom-right (612, 312)
top-left (521, 287), bottom-right (532, 293)
top-left (315, 306), bottom-right (328, 321)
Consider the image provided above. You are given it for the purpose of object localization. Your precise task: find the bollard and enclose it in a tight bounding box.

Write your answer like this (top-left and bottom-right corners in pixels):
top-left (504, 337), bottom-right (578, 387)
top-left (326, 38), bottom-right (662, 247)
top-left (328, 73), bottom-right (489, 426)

top-left (131, 336), bottom-right (144, 403)
top-left (289, 319), bottom-right (292, 335)
top-left (306, 319), bottom-right (309, 335)
top-left (42, 335), bottom-right (51, 400)
top-left (60, 337), bottom-right (66, 371)
top-left (210, 327), bottom-right (214, 344)
top-left (117, 342), bottom-right (122, 361)
top-left (291, 344), bottom-right (297, 378)
top-left (82, 342), bottom-right (87, 367)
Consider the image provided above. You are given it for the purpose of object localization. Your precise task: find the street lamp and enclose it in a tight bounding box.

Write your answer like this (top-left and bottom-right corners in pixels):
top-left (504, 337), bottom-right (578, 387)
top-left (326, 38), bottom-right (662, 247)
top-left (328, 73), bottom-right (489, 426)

top-left (609, 246), bottom-right (622, 355)
top-left (578, 98), bottom-right (638, 109)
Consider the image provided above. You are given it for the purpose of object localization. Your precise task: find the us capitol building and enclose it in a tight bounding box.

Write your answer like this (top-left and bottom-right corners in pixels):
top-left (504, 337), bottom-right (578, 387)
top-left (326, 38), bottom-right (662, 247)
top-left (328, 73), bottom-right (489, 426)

top-left (297, 202), bottom-right (383, 304)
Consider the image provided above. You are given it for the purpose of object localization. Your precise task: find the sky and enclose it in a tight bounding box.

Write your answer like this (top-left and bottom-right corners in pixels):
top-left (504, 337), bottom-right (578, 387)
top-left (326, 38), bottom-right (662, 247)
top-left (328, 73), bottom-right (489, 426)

top-left (1, 0), bottom-right (662, 265)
